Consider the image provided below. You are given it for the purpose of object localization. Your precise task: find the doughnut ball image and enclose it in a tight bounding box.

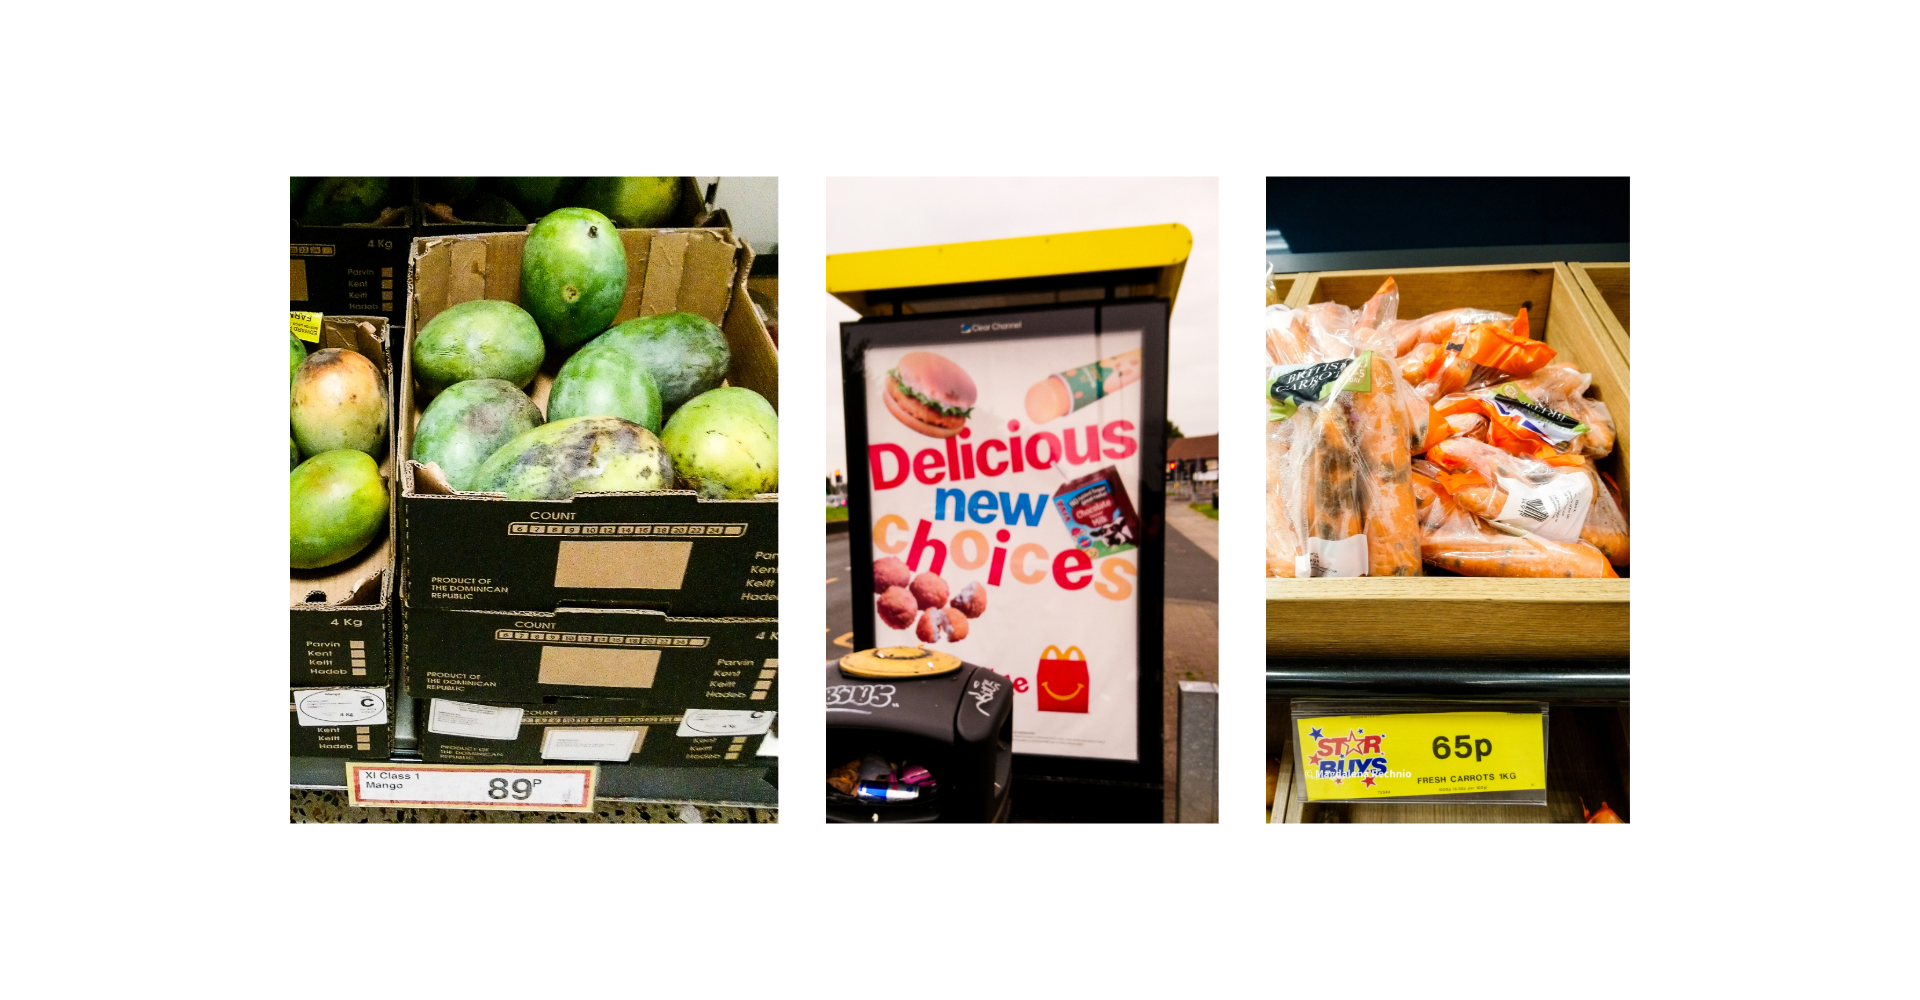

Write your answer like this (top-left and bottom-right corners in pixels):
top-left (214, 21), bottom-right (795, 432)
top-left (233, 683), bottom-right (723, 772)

top-left (873, 557), bottom-right (912, 594)
top-left (915, 607), bottom-right (969, 643)
top-left (877, 586), bottom-right (918, 629)
top-left (950, 581), bottom-right (986, 618)
top-left (909, 572), bottom-right (949, 610)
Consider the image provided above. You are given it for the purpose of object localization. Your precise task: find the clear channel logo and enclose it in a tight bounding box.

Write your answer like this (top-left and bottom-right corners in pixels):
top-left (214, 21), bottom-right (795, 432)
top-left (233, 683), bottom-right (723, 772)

top-left (960, 320), bottom-right (1023, 334)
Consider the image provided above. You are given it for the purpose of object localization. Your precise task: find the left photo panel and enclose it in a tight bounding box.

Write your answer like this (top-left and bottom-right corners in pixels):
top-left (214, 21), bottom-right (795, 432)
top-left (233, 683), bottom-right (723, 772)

top-left (289, 177), bottom-right (781, 823)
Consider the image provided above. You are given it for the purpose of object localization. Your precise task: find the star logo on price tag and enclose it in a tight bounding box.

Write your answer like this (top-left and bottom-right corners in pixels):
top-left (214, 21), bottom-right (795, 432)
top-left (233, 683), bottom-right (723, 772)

top-left (1362, 776), bottom-right (1377, 787)
top-left (1309, 727), bottom-right (1324, 739)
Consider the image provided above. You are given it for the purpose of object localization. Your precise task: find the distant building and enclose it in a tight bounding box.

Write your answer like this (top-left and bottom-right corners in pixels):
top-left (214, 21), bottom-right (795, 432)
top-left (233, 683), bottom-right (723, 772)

top-left (1166, 434), bottom-right (1218, 477)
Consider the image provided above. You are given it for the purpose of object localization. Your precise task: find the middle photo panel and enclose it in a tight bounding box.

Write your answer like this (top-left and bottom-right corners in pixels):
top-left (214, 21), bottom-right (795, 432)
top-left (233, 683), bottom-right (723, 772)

top-left (824, 178), bottom-right (1219, 824)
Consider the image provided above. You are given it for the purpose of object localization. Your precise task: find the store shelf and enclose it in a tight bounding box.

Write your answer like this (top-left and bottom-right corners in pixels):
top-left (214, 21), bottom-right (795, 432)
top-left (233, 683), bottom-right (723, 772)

top-left (290, 757), bottom-right (777, 808)
top-left (294, 693), bottom-right (777, 809)
top-left (1266, 659), bottom-right (1629, 701)
top-left (1267, 242), bottom-right (1629, 275)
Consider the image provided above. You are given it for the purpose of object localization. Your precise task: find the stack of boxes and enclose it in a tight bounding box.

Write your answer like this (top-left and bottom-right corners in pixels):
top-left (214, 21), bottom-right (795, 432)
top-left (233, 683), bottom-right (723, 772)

top-left (396, 226), bottom-right (780, 780)
top-left (290, 316), bottom-right (399, 761)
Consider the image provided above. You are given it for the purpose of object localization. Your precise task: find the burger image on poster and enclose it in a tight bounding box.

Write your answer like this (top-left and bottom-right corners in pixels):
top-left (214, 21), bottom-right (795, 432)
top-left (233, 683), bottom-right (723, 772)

top-left (884, 351), bottom-right (977, 438)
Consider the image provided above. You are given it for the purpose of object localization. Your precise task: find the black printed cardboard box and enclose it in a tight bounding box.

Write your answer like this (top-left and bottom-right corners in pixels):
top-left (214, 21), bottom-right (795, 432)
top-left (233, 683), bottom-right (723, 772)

top-left (291, 316), bottom-right (395, 687)
top-left (398, 227), bottom-right (780, 617)
top-left (290, 178), bottom-right (415, 325)
top-left (290, 687), bottom-right (395, 758)
top-left (406, 605), bottom-right (780, 704)
top-left (418, 698), bottom-right (776, 768)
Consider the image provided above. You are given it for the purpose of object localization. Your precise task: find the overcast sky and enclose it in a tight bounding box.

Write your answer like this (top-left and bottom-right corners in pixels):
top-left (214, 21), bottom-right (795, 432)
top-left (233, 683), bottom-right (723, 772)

top-left (823, 177), bottom-right (1219, 478)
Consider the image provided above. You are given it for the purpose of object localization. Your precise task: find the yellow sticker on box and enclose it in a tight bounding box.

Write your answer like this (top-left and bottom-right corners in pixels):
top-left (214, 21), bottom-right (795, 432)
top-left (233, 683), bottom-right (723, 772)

top-left (291, 311), bottom-right (323, 343)
top-left (1295, 711), bottom-right (1545, 801)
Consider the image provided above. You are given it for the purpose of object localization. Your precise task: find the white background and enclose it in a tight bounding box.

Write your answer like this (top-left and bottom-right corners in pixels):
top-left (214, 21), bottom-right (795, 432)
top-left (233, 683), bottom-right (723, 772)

top-left (4, 2), bottom-right (1908, 996)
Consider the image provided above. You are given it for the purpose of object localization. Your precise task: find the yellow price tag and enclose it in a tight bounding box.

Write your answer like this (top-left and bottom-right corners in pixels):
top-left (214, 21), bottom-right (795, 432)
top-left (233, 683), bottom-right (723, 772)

top-left (291, 311), bottom-right (323, 344)
top-left (1295, 711), bottom-right (1545, 801)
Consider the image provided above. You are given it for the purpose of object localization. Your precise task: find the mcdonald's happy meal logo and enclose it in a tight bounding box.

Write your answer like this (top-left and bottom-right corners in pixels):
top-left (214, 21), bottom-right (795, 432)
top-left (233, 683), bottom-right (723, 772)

top-left (1304, 725), bottom-right (1389, 787)
top-left (1035, 644), bottom-right (1089, 713)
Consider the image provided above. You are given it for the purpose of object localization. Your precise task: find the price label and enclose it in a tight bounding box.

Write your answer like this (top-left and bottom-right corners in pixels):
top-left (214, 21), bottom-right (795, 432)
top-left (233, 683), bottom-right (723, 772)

top-left (291, 311), bottom-right (324, 344)
top-left (1294, 711), bottom-right (1545, 801)
top-left (346, 763), bottom-right (596, 812)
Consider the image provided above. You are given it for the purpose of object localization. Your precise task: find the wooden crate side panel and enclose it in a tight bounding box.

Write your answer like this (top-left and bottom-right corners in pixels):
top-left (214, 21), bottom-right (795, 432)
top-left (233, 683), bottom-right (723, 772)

top-left (1266, 577), bottom-right (1631, 658)
top-left (1547, 264), bottom-right (1631, 499)
top-left (1570, 261), bottom-right (1631, 361)
top-left (1307, 264), bottom-right (1559, 329)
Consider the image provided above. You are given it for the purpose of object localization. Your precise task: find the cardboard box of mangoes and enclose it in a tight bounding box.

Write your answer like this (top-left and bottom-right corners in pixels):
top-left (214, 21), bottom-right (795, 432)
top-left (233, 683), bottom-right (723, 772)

top-left (290, 178), bottom-right (415, 325)
top-left (405, 604), bottom-right (779, 705)
top-left (398, 221), bottom-right (779, 618)
top-left (417, 696), bottom-right (775, 768)
top-left (290, 315), bottom-right (395, 686)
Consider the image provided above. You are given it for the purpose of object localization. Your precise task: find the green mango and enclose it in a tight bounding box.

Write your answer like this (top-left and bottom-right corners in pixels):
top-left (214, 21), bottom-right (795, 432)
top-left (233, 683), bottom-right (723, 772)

top-left (290, 331), bottom-right (307, 385)
top-left (520, 207), bottom-right (628, 353)
top-left (575, 176), bottom-right (681, 228)
top-left (497, 177), bottom-right (576, 218)
top-left (660, 387), bottom-right (778, 499)
top-left (291, 449), bottom-right (388, 568)
top-left (471, 416), bottom-right (672, 501)
top-left (300, 177), bottom-right (396, 226)
top-left (590, 312), bottom-right (730, 412)
top-left (546, 337), bottom-right (664, 433)
top-left (411, 379), bottom-right (544, 491)
top-left (464, 193), bottom-right (527, 227)
top-left (292, 348), bottom-right (388, 457)
top-left (412, 299), bottom-right (545, 397)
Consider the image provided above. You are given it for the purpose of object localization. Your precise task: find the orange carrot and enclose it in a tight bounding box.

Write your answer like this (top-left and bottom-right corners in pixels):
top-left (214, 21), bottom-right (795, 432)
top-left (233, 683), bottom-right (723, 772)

top-left (1347, 352), bottom-right (1422, 576)
top-left (1390, 307), bottom-right (1513, 357)
top-left (1420, 497), bottom-right (1615, 578)
top-left (1399, 342), bottom-right (1443, 384)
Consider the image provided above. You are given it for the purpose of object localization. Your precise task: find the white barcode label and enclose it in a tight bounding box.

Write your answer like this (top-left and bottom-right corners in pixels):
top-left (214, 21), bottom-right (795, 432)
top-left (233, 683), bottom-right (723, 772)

top-left (1296, 534), bottom-right (1368, 578)
top-left (427, 699), bottom-right (525, 741)
top-left (1494, 472), bottom-right (1593, 544)
top-left (540, 728), bottom-right (642, 762)
top-left (294, 688), bottom-right (389, 727)
top-left (677, 710), bottom-right (776, 737)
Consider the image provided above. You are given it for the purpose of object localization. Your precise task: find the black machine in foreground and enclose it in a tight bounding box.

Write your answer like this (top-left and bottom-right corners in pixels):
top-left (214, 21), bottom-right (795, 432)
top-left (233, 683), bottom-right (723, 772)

top-left (826, 648), bottom-right (1013, 823)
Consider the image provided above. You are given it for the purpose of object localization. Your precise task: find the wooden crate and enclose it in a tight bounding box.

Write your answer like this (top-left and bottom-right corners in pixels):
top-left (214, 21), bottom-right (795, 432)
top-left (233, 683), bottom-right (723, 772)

top-left (1266, 263), bottom-right (1630, 658)
top-left (1570, 262), bottom-right (1630, 360)
top-left (1266, 271), bottom-right (1296, 307)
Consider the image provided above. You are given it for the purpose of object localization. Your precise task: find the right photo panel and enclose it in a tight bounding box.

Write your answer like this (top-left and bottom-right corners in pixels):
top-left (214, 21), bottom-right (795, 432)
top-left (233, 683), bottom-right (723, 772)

top-left (1263, 178), bottom-right (1630, 823)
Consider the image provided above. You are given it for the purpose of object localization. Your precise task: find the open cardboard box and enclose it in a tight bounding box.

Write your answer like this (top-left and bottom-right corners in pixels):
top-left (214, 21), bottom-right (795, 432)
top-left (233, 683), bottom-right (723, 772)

top-left (418, 697), bottom-right (775, 768)
top-left (399, 227), bottom-right (779, 617)
top-left (1569, 262), bottom-right (1630, 359)
top-left (291, 316), bottom-right (396, 686)
top-left (1267, 263), bottom-right (1630, 659)
top-left (407, 605), bottom-right (779, 705)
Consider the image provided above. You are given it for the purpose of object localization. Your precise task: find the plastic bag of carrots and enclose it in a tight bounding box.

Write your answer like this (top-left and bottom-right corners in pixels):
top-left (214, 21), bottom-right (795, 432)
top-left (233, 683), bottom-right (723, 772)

top-left (1265, 279), bottom-right (1424, 577)
top-left (1273, 276), bottom-right (1628, 579)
